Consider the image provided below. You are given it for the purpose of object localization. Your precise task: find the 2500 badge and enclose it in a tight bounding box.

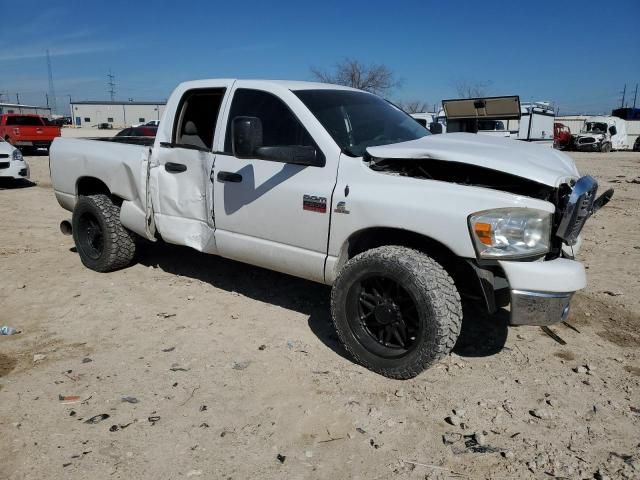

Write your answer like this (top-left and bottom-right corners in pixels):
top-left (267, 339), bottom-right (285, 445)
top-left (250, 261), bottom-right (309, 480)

top-left (303, 195), bottom-right (327, 213)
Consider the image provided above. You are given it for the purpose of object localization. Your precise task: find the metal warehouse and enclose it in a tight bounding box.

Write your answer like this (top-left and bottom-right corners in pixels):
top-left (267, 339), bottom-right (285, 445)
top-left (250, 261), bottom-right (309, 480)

top-left (0, 103), bottom-right (52, 116)
top-left (70, 101), bottom-right (166, 128)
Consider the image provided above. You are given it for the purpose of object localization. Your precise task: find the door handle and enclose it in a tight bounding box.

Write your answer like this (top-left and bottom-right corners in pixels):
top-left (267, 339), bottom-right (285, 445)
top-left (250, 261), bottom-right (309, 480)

top-left (165, 162), bottom-right (187, 173)
top-left (217, 171), bottom-right (242, 183)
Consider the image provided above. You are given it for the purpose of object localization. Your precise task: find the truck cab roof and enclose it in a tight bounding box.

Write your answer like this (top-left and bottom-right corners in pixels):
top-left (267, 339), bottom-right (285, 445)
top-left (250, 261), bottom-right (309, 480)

top-left (175, 78), bottom-right (361, 92)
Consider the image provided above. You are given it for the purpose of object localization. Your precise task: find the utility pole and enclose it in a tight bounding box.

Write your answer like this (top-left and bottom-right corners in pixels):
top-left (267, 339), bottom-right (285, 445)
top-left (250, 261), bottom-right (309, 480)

top-left (16, 93), bottom-right (20, 104)
top-left (68, 95), bottom-right (73, 126)
top-left (620, 84), bottom-right (626, 108)
top-left (46, 50), bottom-right (58, 115)
top-left (107, 70), bottom-right (116, 101)
top-left (633, 83), bottom-right (638, 110)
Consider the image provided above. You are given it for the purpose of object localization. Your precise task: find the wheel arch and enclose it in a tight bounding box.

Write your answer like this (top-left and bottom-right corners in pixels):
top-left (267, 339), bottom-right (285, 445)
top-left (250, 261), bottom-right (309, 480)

top-left (76, 176), bottom-right (124, 206)
top-left (331, 227), bottom-right (479, 298)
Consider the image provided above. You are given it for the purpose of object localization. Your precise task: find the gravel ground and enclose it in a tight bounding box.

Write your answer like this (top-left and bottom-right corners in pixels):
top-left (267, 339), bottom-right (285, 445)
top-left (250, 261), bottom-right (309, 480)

top-left (0, 138), bottom-right (639, 479)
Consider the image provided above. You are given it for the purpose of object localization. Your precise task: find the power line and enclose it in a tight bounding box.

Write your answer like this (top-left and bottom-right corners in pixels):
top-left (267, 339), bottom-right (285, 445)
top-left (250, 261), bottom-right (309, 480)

top-left (107, 69), bottom-right (116, 101)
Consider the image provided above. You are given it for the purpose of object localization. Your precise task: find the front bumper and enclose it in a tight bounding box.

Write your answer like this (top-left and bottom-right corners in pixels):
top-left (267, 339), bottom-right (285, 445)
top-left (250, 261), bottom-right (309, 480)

top-left (0, 160), bottom-right (30, 180)
top-left (510, 290), bottom-right (572, 326)
top-left (499, 258), bottom-right (586, 326)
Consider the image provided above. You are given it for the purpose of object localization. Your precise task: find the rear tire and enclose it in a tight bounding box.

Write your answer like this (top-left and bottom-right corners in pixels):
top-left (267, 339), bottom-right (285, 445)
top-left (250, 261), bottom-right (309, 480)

top-left (72, 194), bottom-right (135, 272)
top-left (330, 246), bottom-right (462, 379)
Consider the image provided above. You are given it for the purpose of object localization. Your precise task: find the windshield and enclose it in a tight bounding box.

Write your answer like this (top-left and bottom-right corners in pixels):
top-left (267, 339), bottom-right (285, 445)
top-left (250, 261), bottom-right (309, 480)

top-left (582, 122), bottom-right (607, 133)
top-left (294, 89), bottom-right (429, 157)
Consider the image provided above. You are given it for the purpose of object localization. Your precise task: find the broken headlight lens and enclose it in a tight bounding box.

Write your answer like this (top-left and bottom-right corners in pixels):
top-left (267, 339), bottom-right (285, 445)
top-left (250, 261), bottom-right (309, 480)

top-left (468, 208), bottom-right (551, 259)
top-left (12, 149), bottom-right (23, 161)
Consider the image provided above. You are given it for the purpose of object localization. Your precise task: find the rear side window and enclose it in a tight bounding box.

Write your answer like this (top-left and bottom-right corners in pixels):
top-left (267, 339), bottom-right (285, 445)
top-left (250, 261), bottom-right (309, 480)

top-left (223, 89), bottom-right (316, 154)
top-left (173, 88), bottom-right (226, 150)
top-left (5, 116), bottom-right (44, 126)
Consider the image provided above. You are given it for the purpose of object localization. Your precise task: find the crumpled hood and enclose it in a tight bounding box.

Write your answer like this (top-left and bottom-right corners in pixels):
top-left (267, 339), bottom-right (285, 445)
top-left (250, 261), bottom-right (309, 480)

top-left (366, 133), bottom-right (579, 187)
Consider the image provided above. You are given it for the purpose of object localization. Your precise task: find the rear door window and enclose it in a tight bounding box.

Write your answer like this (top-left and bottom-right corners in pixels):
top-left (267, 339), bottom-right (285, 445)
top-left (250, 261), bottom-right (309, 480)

top-left (173, 89), bottom-right (226, 150)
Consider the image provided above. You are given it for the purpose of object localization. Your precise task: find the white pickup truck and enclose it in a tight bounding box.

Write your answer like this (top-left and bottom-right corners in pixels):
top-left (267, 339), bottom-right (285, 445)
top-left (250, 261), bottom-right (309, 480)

top-left (50, 79), bottom-right (613, 379)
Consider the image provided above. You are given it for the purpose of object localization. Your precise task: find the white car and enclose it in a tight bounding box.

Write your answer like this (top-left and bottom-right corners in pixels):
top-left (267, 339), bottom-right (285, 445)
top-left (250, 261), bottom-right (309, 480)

top-left (50, 79), bottom-right (614, 379)
top-left (0, 137), bottom-right (30, 180)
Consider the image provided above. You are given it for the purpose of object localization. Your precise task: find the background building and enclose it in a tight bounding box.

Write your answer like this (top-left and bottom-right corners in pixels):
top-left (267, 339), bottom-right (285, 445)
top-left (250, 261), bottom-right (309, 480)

top-left (0, 103), bottom-right (52, 116)
top-left (70, 101), bottom-right (166, 128)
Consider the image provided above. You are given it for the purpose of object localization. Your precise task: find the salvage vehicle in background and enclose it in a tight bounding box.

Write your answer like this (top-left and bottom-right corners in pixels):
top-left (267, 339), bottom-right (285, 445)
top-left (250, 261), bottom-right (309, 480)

top-left (0, 136), bottom-right (30, 180)
top-left (554, 122), bottom-right (572, 150)
top-left (634, 135), bottom-right (640, 152)
top-left (0, 114), bottom-right (61, 153)
top-left (573, 116), bottom-right (629, 152)
top-left (50, 79), bottom-right (613, 379)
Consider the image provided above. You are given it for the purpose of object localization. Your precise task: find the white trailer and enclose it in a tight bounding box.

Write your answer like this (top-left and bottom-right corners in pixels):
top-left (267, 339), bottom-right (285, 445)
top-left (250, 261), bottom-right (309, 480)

top-left (427, 97), bottom-right (555, 147)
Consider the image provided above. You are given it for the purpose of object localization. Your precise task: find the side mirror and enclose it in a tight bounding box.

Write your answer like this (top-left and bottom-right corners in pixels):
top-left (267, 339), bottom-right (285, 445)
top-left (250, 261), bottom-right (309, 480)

top-left (232, 116), bottom-right (263, 158)
top-left (429, 122), bottom-right (443, 134)
top-left (609, 126), bottom-right (617, 136)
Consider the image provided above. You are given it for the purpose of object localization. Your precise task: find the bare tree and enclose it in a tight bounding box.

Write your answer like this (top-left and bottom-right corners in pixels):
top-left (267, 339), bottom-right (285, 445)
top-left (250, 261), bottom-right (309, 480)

top-left (453, 79), bottom-right (492, 98)
top-left (396, 100), bottom-right (430, 113)
top-left (311, 58), bottom-right (401, 96)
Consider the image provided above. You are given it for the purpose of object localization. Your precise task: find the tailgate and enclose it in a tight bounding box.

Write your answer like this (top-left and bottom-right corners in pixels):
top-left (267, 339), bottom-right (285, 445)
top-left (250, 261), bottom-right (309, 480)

top-left (12, 126), bottom-right (61, 140)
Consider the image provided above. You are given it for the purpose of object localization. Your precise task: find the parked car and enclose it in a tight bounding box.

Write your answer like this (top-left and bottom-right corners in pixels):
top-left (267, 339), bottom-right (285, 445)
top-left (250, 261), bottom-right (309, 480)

top-left (554, 122), bottom-right (572, 150)
top-left (0, 114), bottom-right (61, 153)
top-left (131, 120), bottom-right (160, 127)
top-left (633, 136), bottom-right (640, 152)
top-left (50, 79), bottom-right (613, 379)
top-left (0, 136), bottom-right (30, 180)
top-left (115, 126), bottom-right (158, 137)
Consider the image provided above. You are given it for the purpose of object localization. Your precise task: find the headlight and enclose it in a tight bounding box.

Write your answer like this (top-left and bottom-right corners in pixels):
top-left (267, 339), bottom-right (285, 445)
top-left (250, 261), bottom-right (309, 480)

top-left (468, 208), bottom-right (551, 259)
top-left (12, 149), bottom-right (23, 161)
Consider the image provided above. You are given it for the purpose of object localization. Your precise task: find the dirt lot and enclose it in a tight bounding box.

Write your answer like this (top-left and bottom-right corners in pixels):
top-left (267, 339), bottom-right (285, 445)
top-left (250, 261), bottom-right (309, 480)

top-left (1, 136), bottom-right (639, 479)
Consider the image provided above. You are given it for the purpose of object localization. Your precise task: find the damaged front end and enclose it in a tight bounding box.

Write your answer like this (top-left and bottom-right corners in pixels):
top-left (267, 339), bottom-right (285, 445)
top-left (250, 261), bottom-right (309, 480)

top-left (365, 154), bottom-right (614, 323)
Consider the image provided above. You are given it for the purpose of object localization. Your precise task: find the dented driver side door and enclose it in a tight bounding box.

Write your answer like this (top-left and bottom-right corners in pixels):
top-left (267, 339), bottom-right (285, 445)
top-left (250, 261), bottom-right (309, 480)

top-left (212, 86), bottom-right (338, 282)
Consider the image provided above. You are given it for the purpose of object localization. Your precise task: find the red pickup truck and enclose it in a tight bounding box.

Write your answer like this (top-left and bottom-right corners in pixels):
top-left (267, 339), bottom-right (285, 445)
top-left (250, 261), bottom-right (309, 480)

top-left (0, 114), bottom-right (61, 153)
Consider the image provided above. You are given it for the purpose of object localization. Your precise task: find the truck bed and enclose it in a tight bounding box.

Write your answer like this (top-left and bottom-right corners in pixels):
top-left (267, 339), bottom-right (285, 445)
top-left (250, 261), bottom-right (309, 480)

top-left (50, 137), bottom-right (151, 216)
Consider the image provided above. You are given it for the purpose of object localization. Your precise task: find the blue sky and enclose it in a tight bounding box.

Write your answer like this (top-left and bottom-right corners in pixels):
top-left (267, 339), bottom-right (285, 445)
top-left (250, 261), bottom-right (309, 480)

top-left (0, 0), bottom-right (638, 114)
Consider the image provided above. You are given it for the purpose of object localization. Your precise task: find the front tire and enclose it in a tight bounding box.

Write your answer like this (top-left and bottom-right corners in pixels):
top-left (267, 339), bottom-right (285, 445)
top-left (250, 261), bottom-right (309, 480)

top-left (600, 142), bottom-right (612, 153)
top-left (72, 194), bottom-right (136, 272)
top-left (330, 246), bottom-right (462, 379)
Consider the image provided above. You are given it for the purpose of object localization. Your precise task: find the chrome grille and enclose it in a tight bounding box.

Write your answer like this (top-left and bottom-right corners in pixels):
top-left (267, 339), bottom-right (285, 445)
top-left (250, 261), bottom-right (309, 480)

top-left (578, 137), bottom-right (595, 144)
top-left (556, 176), bottom-right (598, 245)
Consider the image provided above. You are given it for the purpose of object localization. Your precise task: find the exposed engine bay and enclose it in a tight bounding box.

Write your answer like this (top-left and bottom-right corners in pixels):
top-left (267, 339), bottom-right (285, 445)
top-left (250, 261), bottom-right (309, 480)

top-left (366, 155), bottom-right (556, 201)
